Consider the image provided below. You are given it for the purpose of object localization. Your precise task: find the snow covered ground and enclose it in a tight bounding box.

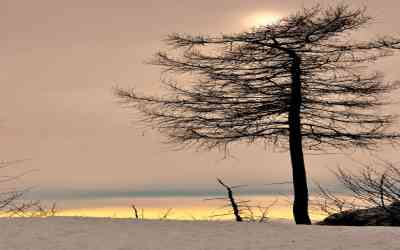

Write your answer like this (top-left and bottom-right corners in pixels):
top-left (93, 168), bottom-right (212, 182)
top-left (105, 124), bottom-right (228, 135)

top-left (0, 217), bottom-right (399, 250)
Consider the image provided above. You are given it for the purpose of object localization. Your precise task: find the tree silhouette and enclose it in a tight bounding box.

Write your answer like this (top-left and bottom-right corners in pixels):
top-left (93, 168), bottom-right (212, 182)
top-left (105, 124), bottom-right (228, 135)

top-left (116, 4), bottom-right (400, 224)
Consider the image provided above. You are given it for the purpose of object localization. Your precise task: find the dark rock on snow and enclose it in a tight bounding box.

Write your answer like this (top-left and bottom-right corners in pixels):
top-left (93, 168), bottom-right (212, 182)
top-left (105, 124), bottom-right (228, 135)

top-left (317, 202), bottom-right (400, 226)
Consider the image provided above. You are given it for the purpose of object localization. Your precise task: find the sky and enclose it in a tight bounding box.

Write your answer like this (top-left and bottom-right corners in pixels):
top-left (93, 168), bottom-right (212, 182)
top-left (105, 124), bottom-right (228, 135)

top-left (2, 0), bottom-right (400, 200)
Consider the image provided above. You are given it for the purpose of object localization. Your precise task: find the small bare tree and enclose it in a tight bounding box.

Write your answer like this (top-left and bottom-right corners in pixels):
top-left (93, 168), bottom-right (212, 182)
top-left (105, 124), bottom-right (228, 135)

top-left (0, 160), bottom-right (29, 213)
top-left (208, 178), bottom-right (274, 222)
top-left (0, 160), bottom-right (57, 217)
top-left (314, 160), bottom-right (400, 225)
top-left (7, 201), bottom-right (57, 217)
top-left (334, 162), bottom-right (400, 208)
top-left (131, 204), bottom-right (140, 219)
top-left (312, 183), bottom-right (359, 216)
top-left (216, 178), bottom-right (243, 222)
top-left (116, 4), bottom-right (400, 224)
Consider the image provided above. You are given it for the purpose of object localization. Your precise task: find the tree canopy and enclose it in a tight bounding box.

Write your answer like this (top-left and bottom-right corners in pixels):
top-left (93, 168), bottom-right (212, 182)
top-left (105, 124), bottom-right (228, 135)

top-left (116, 4), bottom-right (400, 224)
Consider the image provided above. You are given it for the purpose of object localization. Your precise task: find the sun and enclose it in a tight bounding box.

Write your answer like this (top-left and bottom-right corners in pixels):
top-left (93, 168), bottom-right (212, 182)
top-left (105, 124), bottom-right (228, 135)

top-left (243, 12), bottom-right (282, 28)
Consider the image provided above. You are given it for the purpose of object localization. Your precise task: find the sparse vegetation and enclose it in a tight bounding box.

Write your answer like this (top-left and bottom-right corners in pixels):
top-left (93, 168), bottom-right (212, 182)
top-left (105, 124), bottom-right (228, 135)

top-left (130, 203), bottom-right (173, 220)
top-left (314, 160), bottom-right (400, 226)
top-left (0, 160), bottom-right (57, 218)
top-left (0, 160), bottom-right (30, 215)
top-left (207, 178), bottom-right (275, 222)
top-left (7, 201), bottom-right (58, 218)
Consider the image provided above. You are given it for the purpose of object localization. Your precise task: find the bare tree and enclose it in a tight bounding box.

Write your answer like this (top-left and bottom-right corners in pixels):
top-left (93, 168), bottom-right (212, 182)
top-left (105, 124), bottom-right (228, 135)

top-left (311, 183), bottom-right (359, 217)
top-left (131, 204), bottom-right (140, 219)
top-left (216, 178), bottom-right (243, 222)
top-left (313, 161), bottom-right (400, 225)
top-left (334, 162), bottom-right (400, 209)
top-left (0, 160), bottom-right (29, 212)
top-left (6, 201), bottom-right (57, 217)
top-left (208, 178), bottom-right (274, 222)
top-left (0, 160), bottom-right (57, 217)
top-left (116, 4), bottom-right (400, 224)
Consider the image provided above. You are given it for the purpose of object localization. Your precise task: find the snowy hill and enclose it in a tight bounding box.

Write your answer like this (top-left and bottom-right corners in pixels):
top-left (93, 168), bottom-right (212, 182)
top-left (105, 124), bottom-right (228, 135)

top-left (0, 217), bottom-right (399, 250)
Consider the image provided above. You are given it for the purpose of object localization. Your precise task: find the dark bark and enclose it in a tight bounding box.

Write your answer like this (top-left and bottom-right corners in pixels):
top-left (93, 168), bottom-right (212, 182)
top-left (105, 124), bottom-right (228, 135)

top-left (131, 204), bottom-right (139, 219)
top-left (288, 51), bottom-right (312, 225)
top-left (217, 178), bottom-right (243, 222)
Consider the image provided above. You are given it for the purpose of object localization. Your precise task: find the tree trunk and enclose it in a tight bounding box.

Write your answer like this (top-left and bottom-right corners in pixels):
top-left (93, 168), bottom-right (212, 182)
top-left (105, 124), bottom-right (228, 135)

top-left (288, 51), bottom-right (312, 225)
top-left (217, 179), bottom-right (243, 222)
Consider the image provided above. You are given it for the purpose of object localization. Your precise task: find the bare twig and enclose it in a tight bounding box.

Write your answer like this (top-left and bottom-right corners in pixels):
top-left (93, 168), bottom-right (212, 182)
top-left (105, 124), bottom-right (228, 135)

top-left (131, 204), bottom-right (139, 219)
top-left (160, 208), bottom-right (173, 220)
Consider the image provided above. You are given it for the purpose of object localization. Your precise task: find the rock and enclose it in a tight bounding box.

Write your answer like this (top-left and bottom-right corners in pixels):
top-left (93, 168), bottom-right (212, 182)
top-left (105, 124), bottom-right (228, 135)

top-left (317, 201), bottom-right (400, 226)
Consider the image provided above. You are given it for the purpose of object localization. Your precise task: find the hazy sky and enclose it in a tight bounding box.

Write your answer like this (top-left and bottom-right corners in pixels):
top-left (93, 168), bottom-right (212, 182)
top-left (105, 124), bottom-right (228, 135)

top-left (2, 0), bottom-right (400, 198)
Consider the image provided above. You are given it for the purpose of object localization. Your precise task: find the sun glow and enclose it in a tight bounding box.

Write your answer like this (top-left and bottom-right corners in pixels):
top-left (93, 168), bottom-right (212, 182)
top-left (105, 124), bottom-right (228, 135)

top-left (0, 195), bottom-right (328, 221)
top-left (244, 12), bottom-right (282, 28)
